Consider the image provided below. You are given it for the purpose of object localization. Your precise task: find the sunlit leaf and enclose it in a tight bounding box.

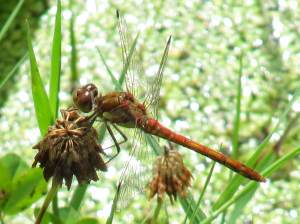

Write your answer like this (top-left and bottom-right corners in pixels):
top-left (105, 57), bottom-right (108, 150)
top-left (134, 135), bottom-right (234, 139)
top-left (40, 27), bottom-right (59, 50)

top-left (49, 0), bottom-right (62, 118)
top-left (0, 0), bottom-right (25, 42)
top-left (26, 21), bottom-right (53, 135)
top-left (4, 168), bottom-right (47, 215)
top-left (0, 53), bottom-right (27, 90)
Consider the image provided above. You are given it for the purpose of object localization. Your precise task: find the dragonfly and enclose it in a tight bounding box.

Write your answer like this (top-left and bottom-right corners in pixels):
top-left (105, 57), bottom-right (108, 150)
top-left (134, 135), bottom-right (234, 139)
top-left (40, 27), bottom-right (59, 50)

top-left (73, 10), bottom-right (265, 205)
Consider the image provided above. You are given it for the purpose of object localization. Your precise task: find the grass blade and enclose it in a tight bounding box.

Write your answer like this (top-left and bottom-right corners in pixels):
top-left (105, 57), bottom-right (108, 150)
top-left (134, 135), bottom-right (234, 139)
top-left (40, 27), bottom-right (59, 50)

top-left (145, 134), bottom-right (162, 155)
top-left (232, 54), bottom-right (243, 159)
top-left (26, 21), bottom-right (53, 135)
top-left (97, 33), bottom-right (139, 92)
top-left (106, 183), bottom-right (122, 224)
top-left (185, 161), bottom-right (216, 224)
top-left (0, 52), bottom-right (27, 90)
top-left (49, 0), bottom-right (62, 118)
top-left (69, 184), bottom-right (88, 211)
top-left (70, 6), bottom-right (78, 92)
top-left (213, 85), bottom-right (300, 210)
top-left (96, 47), bottom-right (122, 91)
top-left (179, 195), bottom-right (206, 223)
top-left (119, 32), bottom-right (140, 87)
top-left (203, 145), bottom-right (300, 224)
top-left (0, 0), bottom-right (25, 42)
top-left (227, 148), bottom-right (276, 223)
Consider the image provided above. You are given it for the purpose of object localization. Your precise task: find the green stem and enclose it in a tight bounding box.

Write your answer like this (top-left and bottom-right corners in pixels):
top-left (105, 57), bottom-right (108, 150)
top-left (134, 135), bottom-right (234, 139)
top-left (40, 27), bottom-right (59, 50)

top-left (35, 181), bottom-right (60, 224)
top-left (0, 0), bottom-right (25, 42)
top-left (52, 194), bottom-right (60, 221)
top-left (69, 184), bottom-right (88, 210)
top-left (189, 161), bottom-right (216, 224)
top-left (0, 212), bottom-right (4, 224)
top-left (152, 199), bottom-right (163, 224)
top-left (232, 53), bottom-right (243, 159)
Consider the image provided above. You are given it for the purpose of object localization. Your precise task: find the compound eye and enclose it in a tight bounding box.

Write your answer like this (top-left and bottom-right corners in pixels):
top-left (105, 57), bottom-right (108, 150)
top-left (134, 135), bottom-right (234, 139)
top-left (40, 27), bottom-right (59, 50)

top-left (86, 83), bottom-right (98, 98)
top-left (73, 87), bottom-right (93, 113)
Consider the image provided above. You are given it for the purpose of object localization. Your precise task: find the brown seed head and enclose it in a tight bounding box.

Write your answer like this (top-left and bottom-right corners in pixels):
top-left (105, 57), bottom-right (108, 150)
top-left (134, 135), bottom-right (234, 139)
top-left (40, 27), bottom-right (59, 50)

top-left (148, 146), bottom-right (192, 203)
top-left (32, 108), bottom-right (107, 189)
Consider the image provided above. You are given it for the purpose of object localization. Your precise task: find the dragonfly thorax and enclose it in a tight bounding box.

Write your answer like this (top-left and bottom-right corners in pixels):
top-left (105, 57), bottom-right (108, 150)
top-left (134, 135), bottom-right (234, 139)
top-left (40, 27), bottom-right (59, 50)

top-left (73, 83), bottom-right (99, 113)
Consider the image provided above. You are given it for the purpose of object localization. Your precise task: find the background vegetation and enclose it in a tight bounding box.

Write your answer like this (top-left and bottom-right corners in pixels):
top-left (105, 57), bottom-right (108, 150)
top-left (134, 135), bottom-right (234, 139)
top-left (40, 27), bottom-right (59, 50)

top-left (0, 0), bottom-right (300, 223)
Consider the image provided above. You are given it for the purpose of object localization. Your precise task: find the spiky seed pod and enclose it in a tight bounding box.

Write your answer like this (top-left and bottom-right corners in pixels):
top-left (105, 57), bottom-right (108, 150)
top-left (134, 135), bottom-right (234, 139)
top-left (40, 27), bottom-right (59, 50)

top-left (32, 108), bottom-right (107, 189)
top-left (148, 146), bottom-right (193, 203)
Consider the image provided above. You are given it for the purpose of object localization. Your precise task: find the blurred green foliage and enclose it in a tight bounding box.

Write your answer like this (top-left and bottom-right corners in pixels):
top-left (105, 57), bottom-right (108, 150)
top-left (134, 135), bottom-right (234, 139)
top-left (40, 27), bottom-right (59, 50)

top-left (0, 0), bottom-right (48, 108)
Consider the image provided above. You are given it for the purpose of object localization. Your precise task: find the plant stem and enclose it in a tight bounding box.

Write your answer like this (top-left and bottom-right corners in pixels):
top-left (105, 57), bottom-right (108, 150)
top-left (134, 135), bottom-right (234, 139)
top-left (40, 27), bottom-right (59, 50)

top-left (189, 161), bottom-right (216, 224)
top-left (35, 181), bottom-right (60, 224)
top-left (152, 199), bottom-right (163, 224)
top-left (52, 193), bottom-right (60, 221)
top-left (273, 112), bottom-right (300, 153)
top-left (0, 212), bottom-right (4, 224)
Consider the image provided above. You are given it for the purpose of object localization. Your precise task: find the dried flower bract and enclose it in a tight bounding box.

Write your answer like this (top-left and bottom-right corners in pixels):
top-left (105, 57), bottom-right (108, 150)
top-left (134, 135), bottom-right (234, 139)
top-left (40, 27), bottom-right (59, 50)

top-left (32, 108), bottom-right (107, 189)
top-left (148, 145), bottom-right (192, 203)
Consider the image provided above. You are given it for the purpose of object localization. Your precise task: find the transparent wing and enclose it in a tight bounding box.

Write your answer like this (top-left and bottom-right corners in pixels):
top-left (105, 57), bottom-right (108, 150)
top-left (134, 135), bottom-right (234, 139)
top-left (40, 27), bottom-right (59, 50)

top-left (116, 10), bottom-right (145, 97)
top-left (115, 129), bottom-right (155, 210)
top-left (144, 36), bottom-right (172, 119)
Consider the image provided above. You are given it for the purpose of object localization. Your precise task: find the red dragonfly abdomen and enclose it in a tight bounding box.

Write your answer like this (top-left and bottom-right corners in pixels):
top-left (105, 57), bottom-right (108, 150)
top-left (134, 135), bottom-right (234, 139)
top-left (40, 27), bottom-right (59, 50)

top-left (140, 117), bottom-right (265, 182)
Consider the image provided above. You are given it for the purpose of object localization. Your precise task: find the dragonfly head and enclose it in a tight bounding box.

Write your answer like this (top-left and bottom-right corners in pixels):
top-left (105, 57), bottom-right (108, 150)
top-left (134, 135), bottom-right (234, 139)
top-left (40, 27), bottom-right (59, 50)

top-left (73, 83), bottom-right (98, 113)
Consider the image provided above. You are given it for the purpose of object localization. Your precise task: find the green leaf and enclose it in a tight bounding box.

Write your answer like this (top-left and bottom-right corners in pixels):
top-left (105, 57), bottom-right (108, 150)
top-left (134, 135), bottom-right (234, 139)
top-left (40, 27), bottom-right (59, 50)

top-left (232, 54), bottom-right (243, 159)
top-left (119, 32), bottom-right (140, 88)
top-left (70, 6), bottom-right (78, 88)
top-left (49, 0), bottom-right (62, 119)
top-left (227, 185), bottom-right (258, 223)
top-left (0, 163), bottom-right (10, 191)
top-left (213, 86), bottom-right (300, 210)
top-left (0, 53), bottom-right (28, 90)
top-left (185, 161), bottom-right (216, 224)
top-left (227, 152), bottom-right (276, 223)
top-left (76, 217), bottom-right (100, 224)
top-left (0, 153), bottom-right (28, 190)
top-left (26, 21), bottom-right (53, 135)
top-left (179, 195), bottom-right (206, 223)
top-left (52, 206), bottom-right (80, 224)
top-left (96, 47), bottom-right (121, 91)
top-left (4, 168), bottom-right (47, 215)
top-left (145, 134), bottom-right (162, 155)
top-left (65, 207), bottom-right (80, 224)
top-left (0, 0), bottom-right (25, 42)
top-left (69, 184), bottom-right (88, 211)
top-left (98, 27), bottom-right (139, 91)
top-left (106, 183), bottom-right (121, 224)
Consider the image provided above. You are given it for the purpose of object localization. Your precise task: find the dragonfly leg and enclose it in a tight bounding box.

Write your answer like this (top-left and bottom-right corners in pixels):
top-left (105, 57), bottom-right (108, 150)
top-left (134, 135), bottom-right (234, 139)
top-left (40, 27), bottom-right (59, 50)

top-left (104, 123), bottom-right (127, 164)
top-left (112, 124), bottom-right (128, 144)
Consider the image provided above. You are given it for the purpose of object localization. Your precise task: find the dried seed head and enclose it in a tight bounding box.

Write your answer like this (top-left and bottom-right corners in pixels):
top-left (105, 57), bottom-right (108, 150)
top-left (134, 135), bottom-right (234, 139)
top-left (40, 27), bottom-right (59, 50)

top-left (32, 108), bottom-right (107, 189)
top-left (148, 145), bottom-right (192, 203)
